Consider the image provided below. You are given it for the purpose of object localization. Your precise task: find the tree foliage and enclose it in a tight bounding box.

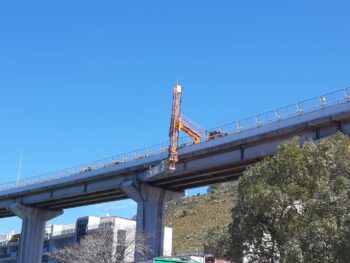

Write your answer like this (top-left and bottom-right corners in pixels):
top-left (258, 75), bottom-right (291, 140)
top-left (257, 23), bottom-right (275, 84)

top-left (229, 133), bottom-right (350, 263)
top-left (204, 225), bottom-right (231, 259)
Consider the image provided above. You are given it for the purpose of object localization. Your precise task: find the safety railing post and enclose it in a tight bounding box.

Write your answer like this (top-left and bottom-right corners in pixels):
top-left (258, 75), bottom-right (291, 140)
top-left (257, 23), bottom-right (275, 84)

top-left (256, 116), bottom-right (261, 127)
top-left (274, 110), bottom-right (281, 121)
top-left (236, 121), bottom-right (242, 132)
top-left (296, 103), bottom-right (303, 114)
top-left (320, 96), bottom-right (326, 107)
top-left (345, 88), bottom-right (350, 101)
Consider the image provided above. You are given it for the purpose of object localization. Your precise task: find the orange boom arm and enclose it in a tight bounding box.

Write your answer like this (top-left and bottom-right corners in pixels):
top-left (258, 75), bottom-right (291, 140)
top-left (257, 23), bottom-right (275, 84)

top-left (167, 82), bottom-right (203, 171)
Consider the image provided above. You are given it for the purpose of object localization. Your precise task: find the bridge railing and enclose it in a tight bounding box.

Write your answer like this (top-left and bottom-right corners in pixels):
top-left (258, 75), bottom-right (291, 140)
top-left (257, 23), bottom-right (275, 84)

top-left (0, 88), bottom-right (349, 194)
top-left (206, 88), bottom-right (350, 137)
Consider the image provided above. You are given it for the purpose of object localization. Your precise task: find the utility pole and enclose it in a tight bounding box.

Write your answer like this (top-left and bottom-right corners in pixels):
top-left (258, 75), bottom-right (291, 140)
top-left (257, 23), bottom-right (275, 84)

top-left (16, 150), bottom-right (23, 186)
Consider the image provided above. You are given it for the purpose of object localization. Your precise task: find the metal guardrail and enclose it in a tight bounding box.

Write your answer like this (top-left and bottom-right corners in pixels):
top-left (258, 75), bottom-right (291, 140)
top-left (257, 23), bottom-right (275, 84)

top-left (0, 88), bottom-right (349, 194)
top-left (181, 114), bottom-right (206, 137)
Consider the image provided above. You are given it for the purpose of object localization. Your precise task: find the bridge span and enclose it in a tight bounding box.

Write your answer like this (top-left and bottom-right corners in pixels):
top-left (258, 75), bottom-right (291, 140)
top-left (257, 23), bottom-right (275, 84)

top-left (1, 88), bottom-right (350, 262)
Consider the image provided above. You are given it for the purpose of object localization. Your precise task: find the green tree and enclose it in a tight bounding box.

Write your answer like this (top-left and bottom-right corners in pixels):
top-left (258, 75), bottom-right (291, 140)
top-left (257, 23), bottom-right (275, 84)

top-left (229, 133), bottom-right (350, 263)
top-left (204, 225), bottom-right (231, 259)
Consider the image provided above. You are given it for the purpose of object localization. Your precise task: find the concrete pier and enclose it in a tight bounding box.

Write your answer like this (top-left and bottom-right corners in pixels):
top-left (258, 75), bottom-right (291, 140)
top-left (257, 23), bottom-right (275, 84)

top-left (121, 181), bottom-right (184, 260)
top-left (8, 203), bottom-right (62, 263)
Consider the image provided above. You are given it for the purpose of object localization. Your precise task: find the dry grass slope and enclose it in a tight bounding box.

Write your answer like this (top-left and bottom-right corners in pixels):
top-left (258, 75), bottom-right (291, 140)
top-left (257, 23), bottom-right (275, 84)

top-left (165, 182), bottom-right (238, 255)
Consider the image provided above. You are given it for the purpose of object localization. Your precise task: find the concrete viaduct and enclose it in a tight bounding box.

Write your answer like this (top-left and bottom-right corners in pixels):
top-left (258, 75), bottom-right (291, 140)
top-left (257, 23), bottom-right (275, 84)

top-left (1, 89), bottom-right (350, 263)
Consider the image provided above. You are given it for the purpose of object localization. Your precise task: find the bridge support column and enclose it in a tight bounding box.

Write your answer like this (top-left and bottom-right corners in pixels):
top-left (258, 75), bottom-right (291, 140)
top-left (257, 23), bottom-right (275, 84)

top-left (8, 203), bottom-right (63, 263)
top-left (121, 181), bottom-right (184, 261)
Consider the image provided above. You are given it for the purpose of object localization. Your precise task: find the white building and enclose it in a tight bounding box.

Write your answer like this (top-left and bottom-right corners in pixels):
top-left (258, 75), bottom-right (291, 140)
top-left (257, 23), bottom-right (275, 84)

top-left (0, 215), bottom-right (172, 263)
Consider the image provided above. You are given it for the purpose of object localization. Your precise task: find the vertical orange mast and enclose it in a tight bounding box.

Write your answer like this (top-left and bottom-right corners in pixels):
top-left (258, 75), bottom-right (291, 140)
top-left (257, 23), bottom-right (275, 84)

top-left (167, 82), bottom-right (182, 171)
top-left (167, 82), bottom-right (203, 172)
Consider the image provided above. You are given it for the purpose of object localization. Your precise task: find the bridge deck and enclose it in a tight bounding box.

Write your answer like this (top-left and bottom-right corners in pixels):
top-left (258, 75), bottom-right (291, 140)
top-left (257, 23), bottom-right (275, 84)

top-left (1, 89), bottom-right (350, 218)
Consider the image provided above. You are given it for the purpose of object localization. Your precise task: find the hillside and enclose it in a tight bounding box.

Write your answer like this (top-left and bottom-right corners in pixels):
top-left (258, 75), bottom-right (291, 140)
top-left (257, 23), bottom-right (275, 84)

top-left (165, 182), bottom-right (238, 255)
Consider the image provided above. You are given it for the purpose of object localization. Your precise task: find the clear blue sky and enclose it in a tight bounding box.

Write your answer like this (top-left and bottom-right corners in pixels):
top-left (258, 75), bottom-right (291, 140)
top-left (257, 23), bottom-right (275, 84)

top-left (0, 0), bottom-right (349, 233)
